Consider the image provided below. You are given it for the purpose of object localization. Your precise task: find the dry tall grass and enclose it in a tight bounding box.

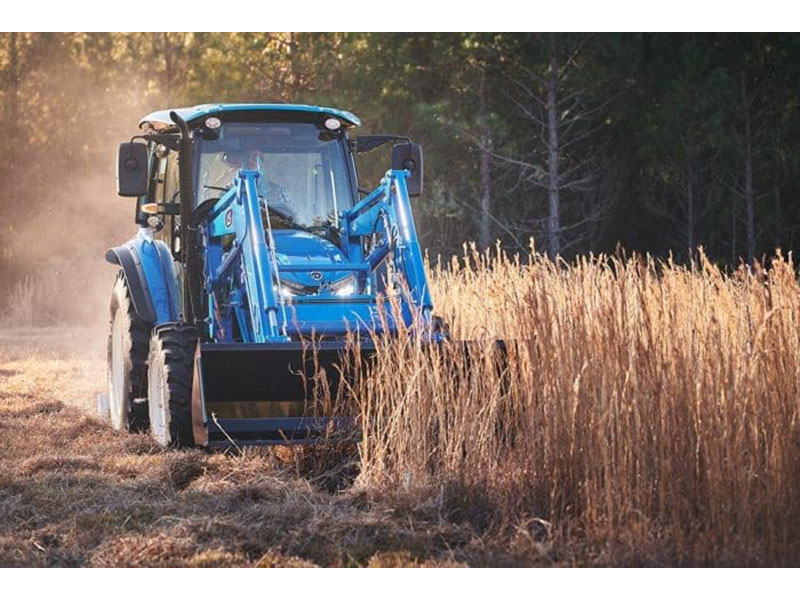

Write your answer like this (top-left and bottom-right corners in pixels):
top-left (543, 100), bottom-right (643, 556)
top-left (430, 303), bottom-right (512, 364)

top-left (3, 244), bottom-right (798, 565)
top-left (354, 245), bottom-right (800, 565)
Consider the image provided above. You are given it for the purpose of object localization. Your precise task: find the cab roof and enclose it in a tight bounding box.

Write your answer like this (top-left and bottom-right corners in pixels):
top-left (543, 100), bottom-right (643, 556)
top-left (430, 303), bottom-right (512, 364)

top-left (138, 103), bottom-right (361, 131)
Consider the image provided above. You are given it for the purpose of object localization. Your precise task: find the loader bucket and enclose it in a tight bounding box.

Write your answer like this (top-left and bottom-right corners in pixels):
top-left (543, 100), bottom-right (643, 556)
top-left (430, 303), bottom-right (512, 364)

top-left (193, 340), bottom-right (374, 446)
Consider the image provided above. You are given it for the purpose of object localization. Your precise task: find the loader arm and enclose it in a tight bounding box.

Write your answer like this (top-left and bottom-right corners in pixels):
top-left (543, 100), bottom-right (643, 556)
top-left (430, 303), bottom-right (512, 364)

top-left (200, 168), bottom-right (432, 343)
top-left (340, 169), bottom-right (433, 320)
top-left (202, 170), bottom-right (285, 343)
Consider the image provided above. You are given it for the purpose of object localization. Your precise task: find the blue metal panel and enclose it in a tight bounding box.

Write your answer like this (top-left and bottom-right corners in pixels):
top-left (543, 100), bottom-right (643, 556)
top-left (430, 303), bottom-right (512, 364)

top-left (108, 229), bottom-right (181, 325)
top-left (139, 104), bottom-right (361, 131)
top-left (281, 300), bottom-right (399, 337)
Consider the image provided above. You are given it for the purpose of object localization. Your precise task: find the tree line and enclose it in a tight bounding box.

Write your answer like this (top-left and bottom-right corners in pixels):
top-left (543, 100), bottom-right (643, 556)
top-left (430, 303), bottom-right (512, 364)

top-left (1, 32), bottom-right (799, 274)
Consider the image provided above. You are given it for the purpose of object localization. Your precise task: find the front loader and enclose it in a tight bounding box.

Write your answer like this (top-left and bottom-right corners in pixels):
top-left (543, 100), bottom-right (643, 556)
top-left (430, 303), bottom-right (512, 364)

top-left (105, 104), bottom-right (441, 447)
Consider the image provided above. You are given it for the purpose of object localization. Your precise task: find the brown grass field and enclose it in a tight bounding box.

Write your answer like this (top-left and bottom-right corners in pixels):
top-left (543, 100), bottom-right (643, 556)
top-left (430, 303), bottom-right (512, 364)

top-left (1, 247), bottom-right (799, 567)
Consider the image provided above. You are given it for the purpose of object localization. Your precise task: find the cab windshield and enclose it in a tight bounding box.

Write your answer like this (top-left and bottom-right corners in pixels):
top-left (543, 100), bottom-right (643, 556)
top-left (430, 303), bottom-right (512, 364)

top-left (196, 121), bottom-right (354, 235)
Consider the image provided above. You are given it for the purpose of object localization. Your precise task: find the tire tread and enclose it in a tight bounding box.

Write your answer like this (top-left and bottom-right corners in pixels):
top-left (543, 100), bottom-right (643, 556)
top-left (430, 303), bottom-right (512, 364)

top-left (107, 271), bottom-right (151, 431)
top-left (149, 323), bottom-right (197, 447)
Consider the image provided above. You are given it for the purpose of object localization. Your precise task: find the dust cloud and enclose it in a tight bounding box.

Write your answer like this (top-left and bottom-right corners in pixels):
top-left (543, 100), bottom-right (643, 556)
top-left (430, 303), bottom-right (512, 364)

top-left (0, 86), bottom-right (156, 339)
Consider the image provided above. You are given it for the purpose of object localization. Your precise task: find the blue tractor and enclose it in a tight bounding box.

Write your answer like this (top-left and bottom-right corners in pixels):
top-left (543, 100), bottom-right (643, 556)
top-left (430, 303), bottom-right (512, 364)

top-left (106, 104), bottom-right (438, 447)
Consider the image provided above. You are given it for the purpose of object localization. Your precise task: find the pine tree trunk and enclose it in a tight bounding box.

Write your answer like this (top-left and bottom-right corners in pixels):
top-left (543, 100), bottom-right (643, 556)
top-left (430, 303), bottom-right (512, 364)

top-left (546, 38), bottom-right (561, 259)
top-left (745, 146), bottom-right (755, 265)
top-left (774, 179), bottom-right (781, 250)
top-left (731, 189), bottom-right (737, 264)
top-left (479, 145), bottom-right (492, 250)
top-left (686, 158), bottom-right (695, 256)
top-left (289, 32), bottom-right (302, 100)
top-left (742, 75), bottom-right (755, 266)
top-left (8, 32), bottom-right (19, 210)
top-left (9, 33), bottom-right (19, 139)
top-left (163, 33), bottom-right (174, 104)
top-left (478, 71), bottom-right (492, 250)
top-left (773, 115), bottom-right (782, 250)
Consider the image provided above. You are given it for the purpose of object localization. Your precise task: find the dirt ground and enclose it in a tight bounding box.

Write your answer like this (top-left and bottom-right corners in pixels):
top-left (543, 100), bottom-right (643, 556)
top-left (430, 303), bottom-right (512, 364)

top-left (0, 325), bottom-right (552, 568)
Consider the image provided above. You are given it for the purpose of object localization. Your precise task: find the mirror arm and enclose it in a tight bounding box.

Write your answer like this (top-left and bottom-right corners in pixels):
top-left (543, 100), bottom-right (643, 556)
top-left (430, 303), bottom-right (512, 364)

top-left (141, 202), bottom-right (180, 216)
top-left (127, 133), bottom-right (181, 152)
top-left (143, 133), bottom-right (181, 151)
top-left (352, 134), bottom-right (412, 154)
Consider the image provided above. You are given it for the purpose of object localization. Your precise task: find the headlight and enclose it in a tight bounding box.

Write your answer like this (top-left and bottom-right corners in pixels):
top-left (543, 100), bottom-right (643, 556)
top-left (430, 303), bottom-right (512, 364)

top-left (277, 278), bottom-right (312, 298)
top-left (334, 282), bottom-right (356, 297)
top-left (330, 275), bottom-right (357, 297)
top-left (274, 281), bottom-right (299, 301)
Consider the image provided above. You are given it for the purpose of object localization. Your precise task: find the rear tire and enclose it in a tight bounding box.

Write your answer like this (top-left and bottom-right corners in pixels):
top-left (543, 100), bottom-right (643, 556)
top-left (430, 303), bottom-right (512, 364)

top-left (147, 323), bottom-right (197, 447)
top-left (107, 272), bottom-right (150, 432)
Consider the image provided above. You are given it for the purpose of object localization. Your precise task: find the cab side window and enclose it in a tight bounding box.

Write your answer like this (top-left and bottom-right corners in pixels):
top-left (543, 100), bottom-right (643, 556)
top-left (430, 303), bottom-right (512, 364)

top-left (143, 147), bottom-right (181, 257)
top-left (163, 154), bottom-right (181, 256)
top-left (149, 153), bottom-right (169, 243)
top-left (153, 154), bottom-right (168, 204)
top-left (164, 153), bottom-right (180, 205)
top-left (135, 146), bottom-right (161, 225)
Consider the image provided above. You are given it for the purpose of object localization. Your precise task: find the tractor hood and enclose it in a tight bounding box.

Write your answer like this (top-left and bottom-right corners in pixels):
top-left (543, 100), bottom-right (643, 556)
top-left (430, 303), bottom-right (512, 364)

top-left (272, 230), bottom-right (352, 294)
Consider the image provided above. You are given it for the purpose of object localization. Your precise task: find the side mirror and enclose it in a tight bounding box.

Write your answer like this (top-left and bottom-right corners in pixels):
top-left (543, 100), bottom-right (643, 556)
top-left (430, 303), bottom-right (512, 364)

top-left (391, 142), bottom-right (423, 197)
top-left (117, 142), bottom-right (148, 197)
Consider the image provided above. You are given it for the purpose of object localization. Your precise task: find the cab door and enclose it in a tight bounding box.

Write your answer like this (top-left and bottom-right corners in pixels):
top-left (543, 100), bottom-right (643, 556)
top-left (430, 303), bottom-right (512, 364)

top-left (162, 152), bottom-right (181, 258)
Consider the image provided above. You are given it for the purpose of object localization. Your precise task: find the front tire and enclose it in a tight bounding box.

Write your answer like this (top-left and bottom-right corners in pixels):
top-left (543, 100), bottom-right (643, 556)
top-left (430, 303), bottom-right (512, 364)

top-left (107, 272), bottom-right (150, 432)
top-left (147, 323), bottom-right (197, 447)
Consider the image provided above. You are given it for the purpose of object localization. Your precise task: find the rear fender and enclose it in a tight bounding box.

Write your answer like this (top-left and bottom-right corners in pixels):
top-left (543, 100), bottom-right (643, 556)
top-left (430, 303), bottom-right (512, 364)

top-left (105, 229), bottom-right (181, 325)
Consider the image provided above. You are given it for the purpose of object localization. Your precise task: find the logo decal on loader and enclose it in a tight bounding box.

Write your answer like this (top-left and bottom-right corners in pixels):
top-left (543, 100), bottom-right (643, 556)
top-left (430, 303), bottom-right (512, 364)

top-left (224, 209), bottom-right (233, 228)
